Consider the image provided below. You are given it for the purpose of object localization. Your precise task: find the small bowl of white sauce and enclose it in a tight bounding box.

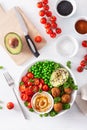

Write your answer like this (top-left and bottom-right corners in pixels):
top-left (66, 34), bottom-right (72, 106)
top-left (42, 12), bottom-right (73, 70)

top-left (56, 35), bottom-right (79, 58)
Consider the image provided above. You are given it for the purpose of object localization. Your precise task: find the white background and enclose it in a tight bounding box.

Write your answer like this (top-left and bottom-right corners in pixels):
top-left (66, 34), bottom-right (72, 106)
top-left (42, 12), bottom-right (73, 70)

top-left (0, 0), bottom-right (87, 130)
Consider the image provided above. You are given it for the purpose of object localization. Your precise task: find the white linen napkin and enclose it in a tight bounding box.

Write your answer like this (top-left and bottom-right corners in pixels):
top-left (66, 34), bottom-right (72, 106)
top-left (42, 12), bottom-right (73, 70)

top-left (75, 84), bottom-right (87, 115)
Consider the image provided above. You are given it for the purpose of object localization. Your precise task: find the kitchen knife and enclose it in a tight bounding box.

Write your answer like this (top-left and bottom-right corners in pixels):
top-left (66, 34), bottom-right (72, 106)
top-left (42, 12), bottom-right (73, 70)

top-left (14, 7), bottom-right (40, 57)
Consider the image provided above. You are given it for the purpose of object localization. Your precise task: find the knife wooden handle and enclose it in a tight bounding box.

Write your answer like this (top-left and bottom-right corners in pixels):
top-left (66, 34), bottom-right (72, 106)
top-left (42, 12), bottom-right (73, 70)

top-left (25, 35), bottom-right (40, 57)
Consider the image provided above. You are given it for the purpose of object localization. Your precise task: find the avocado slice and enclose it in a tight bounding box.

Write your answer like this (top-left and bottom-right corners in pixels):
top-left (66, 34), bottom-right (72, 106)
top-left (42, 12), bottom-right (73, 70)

top-left (50, 68), bottom-right (69, 87)
top-left (4, 32), bottom-right (23, 55)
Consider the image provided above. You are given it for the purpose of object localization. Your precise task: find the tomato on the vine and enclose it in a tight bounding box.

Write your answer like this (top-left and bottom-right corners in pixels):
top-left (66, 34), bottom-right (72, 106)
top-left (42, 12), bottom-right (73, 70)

top-left (50, 16), bottom-right (57, 22)
top-left (46, 28), bottom-right (53, 34)
top-left (42, 0), bottom-right (48, 5)
top-left (39, 10), bottom-right (45, 17)
top-left (7, 102), bottom-right (14, 109)
top-left (46, 11), bottom-right (52, 17)
top-left (40, 17), bottom-right (47, 24)
top-left (51, 22), bottom-right (57, 28)
top-left (37, 2), bottom-right (43, 8)
top-left (45, 22), bottom-right (51, 29)
top-left (43, 4), bottom-right (49, 10)
top-left (50, 32), bottom-right (56, 38)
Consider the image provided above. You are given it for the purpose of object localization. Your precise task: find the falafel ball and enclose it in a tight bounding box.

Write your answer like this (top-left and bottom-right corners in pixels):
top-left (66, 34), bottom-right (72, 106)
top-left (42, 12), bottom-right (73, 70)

top-left (51, 87), bottom-right (60, 97)
top-left (61, 94), bottom-right (71, 103)
top-left (54, 102), bottom-right (63, 112)
top-left (64, 88), bottom-right (72, 94)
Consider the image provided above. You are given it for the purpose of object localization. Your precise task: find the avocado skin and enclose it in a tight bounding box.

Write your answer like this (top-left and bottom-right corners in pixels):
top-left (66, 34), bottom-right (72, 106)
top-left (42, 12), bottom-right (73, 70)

top-left (4, 32), bottom-right (23, 55)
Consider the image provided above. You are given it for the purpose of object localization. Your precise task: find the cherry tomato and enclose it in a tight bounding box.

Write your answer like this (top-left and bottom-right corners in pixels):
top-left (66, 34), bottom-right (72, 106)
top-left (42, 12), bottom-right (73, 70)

top-left (40, 17), bottom-right (47, 24)
top-left (25, 87), bottom-right (34, 96)
top-left (56, 28), bottom-right (62, 34)
top-left (50, 32), bottom-right (56, 38)
top-left (45, 22), bottom-right (51, 29)
top-left (32, 85), bottom-right (39, 93)
top-left (46, 28), bottom-right (53, 34)
top-left (22, 76), bottom-right (28, 83)
top-left (7, 102), bottom-right (14, 109)
top-left (40, 79), bottom-right (44, 85)
top-left (38, 82), bottom-right (43, 89)
top-left (25, 80), bottom-right (33, 87)
top-left (43, 4), bottom-right (49, 10)
top-left (51, 22), bottom-right (57, 28)
top-left (21, 93), bottom-right (29, 101)
top-left (42, 84), bottom-right (49, 91)
top-left (34, 36), bottom-right (42, 43)
top-left (84, 54), bottom-right (87, 61)
top-left (77, 66), bottom-right (84, 72)
top-left (80, 60), bottom-right (87, 67)
top-left (37, 2), bottom-right (43, 8)
top-left (50, 16), bottom-right (57, 22)
top-left (46, 11), bottom-right (52, 17)
top-left (42, 0), bottom-right (48, 5)
top-left (26, 72), bottom-right (34, 79)
top-left (82, 40), bottom-right (87, 47)
top-left (39, 10), bottom-right (45, 17)
top-left (27, 102), bottom-right (32, 109)
top-left (27, 96), bottom-right (32, 102)
top-left (19, 84), bottom-right (26, 93)
top-left (33, 78), bottom-right (40, 85)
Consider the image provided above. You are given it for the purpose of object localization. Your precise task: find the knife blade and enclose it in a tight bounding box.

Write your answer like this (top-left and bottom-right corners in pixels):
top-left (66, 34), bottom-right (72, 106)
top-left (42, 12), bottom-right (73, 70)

top-left (14, 7), bottom-right (40, 57)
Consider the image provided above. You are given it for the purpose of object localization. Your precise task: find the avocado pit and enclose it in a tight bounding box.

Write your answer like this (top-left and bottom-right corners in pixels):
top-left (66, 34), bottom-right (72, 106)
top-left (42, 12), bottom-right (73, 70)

top-left (8, 37), bottom-right (19, 48)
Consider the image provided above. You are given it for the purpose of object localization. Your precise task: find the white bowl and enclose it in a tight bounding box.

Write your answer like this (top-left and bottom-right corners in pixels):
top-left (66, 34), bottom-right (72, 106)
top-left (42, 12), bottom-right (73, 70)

top-left (56, 35), bottom-right (79, 58)
top-left (18, 59), bottom-right (77, 117)
top-left (55, 0), bottom-right (77, 18)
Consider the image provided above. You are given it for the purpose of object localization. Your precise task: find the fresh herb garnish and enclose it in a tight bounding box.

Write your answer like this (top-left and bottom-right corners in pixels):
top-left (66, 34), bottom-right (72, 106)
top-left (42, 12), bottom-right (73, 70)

top-left (29, 108), bottom-right (34, 112)
top-left (20, 81), bottom-right (24, 85)
top-left (66, 61), bottom-right (71, 69)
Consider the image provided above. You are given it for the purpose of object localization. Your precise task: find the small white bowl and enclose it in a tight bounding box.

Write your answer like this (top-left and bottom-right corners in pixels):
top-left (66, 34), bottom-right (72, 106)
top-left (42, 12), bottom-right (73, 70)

top-left (55, 0), bottom-right (77, 18)
top-left (56, 35), bottom-right (79, 58)
top-left (31, 91), bottom-right (54, 114)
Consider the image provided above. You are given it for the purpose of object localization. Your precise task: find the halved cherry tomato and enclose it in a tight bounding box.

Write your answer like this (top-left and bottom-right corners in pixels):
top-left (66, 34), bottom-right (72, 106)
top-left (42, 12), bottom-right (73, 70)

top-left (19, 84), bottom-right (26, 93)
top-left (40, 17), bottom-right (47, 24)
top-left (33, 78), bottom-right (40, 85)
top-left (42, 0), bottom-right (48, 4)
top-left (34, 36), bottom-right (42, 43)
top-left (42, 84), bottom-right (49, 91)
top-left (21, 93), bottom-right (28, 101)
top-left (40, 79), bottom-right (44, 85)
top-left (25, 87), bottom-right (34, 96)
top-left (27, 102), bottom-right (32, 109)
top-left (43, 4), bottom-right (49, 10)
top-left (38, 82), bottom-right (43, 89)
top-left (22, 76), bottom-right (28, 83)
top-left (26, 72), bottom-right (34, 79)
top-left (25, 80), bottom-right (33, 87)
top-left (32, 85), bottom-right (39, 93)
top-left (7, 102), bottom-right (14, 109)
top-left (37, 2), bottom-right (43, 8)
top-left (39, 10), bottom-right (45, 17)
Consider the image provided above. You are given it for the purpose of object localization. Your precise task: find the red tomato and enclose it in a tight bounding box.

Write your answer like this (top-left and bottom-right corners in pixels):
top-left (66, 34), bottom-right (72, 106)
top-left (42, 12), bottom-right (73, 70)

top-left (50, 32), bottom-right (56, 38)
top-left (27, 96), bottom-right (32, 102)
top-left (7, 102), bottom-right (14, 109)
top-left (27, 102), bottom-right (32, 109)
top-left (37, 2), bottom-right (43, 8)
top-left (42, 0), bottom-right (48, 4)
top-left (40, 17), bottom-right (47, 24)
top-left (82, 40), bottom-right (87, 47)
top-left (77, 66), bottom-right (84, 72)
top-left (34, 36), bottom-right (42, 43)
top-left (45, 22), bottom-right (51, 29)
top-left (80, 60), bottom-right (87, 67)
top-left (33, 78), bottom-right (40, 85)
top-left (40, 79), bottom-right (44, 85)
top-left (25, 80), bottom-right (33, 87)
top-left (42, 84), bottom-right (49, 91)
top-left (50, 16), bottom-right (57, 22)
top-left (56, 28), bottom-right (62, 34)
top-left (38, 82), bottom-right (43, 89)
top-left (43, 4), bottom-right (49, 10)
top-left (19, 84), bottom-right (26, 93)
top-left (21, 93), bottom-right (28, 101)
top-left (26, 72), bottom-right (34, 79)
top-left (84, 54), bottom-right (87, 61)
top-left (46, 11), bottom-right (52, 17)
top-left (46, 28), bottom-right (53, 34)
top-left (51, 22), bottom-right (57, 28)
top-left (39, 10), bottom-right (45, 17)
top-left (22, 76), bottom-right (28, 83)
top-left (32, 85), bottom-right (39, 93)
top-left (25, 87), bottom-right (34, 96)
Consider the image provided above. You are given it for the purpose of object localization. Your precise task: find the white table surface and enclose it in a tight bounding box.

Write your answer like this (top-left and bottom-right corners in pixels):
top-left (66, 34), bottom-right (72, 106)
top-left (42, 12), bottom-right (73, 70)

top-left (0, 0), bottom-right (87, 130)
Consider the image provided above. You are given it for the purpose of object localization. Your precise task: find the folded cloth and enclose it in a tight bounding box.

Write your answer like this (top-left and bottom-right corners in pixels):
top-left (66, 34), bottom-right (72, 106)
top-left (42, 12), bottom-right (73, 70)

top-left (75, 84), bottom-right (87, 115)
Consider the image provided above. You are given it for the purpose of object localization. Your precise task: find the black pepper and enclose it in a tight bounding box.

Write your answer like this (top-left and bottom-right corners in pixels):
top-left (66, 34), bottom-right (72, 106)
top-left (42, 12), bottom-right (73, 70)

top-left (57, 0), bottom-right (73, 16)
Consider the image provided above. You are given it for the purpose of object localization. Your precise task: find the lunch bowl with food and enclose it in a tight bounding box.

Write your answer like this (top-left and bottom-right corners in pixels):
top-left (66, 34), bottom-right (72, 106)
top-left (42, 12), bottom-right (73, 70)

top-left (18, 60), bottom-right (78, 117)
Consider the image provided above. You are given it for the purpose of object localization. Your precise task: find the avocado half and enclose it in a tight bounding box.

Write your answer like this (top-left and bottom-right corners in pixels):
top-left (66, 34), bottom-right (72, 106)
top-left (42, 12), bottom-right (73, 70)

top-left (4, 32), bottom-right (23, 55)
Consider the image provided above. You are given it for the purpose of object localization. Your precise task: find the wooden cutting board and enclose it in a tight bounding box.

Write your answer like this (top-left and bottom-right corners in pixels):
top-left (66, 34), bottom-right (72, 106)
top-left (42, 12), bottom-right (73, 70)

top-left (0, 5), bottom-right (46, 65)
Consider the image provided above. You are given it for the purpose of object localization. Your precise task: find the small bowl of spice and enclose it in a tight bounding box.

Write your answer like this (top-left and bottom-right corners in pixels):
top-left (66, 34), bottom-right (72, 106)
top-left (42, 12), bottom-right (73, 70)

top-left (55, 0), bottom-right (77, 18)
top-left (74, 17), bottom-right (87, 35)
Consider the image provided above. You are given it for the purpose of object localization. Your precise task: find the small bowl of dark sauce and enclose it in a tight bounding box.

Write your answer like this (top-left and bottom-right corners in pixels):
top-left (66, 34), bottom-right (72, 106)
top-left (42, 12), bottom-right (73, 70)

top-left (75, 17), bottom-right (87, 35)
top-left (56, 0), bottom-right (76, 18)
